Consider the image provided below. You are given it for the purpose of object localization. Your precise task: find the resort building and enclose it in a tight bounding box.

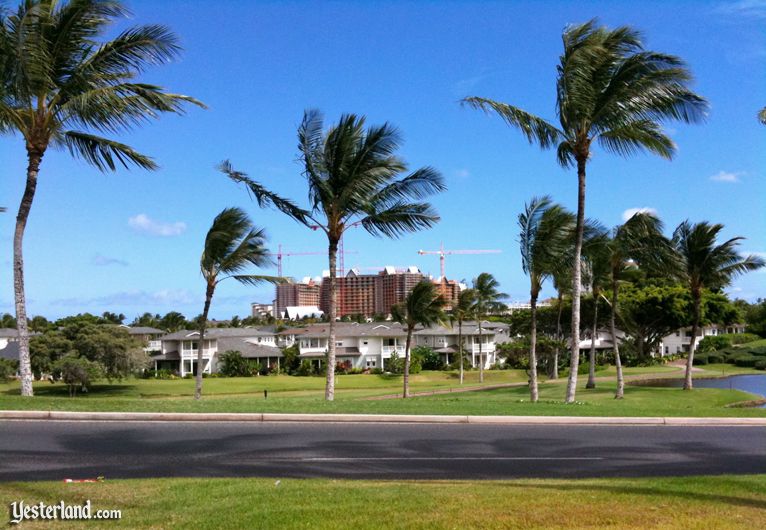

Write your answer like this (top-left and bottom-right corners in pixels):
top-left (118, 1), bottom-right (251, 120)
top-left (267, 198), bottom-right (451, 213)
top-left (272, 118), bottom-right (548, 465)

top-left (658, 323), bottom-right (748, 355)
top-left (275, 278), bottom-right (321, 317)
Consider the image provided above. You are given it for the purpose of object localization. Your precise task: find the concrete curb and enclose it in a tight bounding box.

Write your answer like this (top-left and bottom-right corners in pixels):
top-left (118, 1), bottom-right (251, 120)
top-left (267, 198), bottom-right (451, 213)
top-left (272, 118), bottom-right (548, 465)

top-left (1, 410), bottom-right (765, 426)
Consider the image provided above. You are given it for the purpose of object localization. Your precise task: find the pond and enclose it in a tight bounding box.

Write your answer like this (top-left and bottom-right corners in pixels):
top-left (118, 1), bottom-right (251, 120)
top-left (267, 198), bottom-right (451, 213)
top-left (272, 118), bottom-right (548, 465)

top-left (635, 374), bottom-right (766, 408)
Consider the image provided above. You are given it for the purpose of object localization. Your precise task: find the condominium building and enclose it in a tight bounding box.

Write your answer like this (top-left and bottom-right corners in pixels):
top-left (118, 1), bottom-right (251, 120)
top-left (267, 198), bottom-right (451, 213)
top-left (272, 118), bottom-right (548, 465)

top-left (275, 278), bottom-right (320, 316)
top-left (318, 266), bottom-right (448, 317)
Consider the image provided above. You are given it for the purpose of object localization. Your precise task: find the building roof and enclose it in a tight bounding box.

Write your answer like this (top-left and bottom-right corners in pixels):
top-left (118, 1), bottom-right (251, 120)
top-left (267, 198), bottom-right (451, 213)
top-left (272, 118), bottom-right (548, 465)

top-left (149, 350), bottom-right (180, 361)
top-left (284, 306), bottom-right (324, 320)
top-left (220, 338), bottom-right (283, 358)
top-left (0, 328), bottom-right (19, 338)
top-left (0, 341), bottom-right (19, 361)
top-left (124, 326), bottom-right (165, 335)
top-left (160, 327), bottom-right (276, 341)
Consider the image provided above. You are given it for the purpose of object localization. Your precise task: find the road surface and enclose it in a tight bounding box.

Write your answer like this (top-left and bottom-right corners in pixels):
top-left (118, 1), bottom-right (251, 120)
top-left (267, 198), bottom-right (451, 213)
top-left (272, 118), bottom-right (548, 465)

top-left (1, 420), bottom-right (764, 481)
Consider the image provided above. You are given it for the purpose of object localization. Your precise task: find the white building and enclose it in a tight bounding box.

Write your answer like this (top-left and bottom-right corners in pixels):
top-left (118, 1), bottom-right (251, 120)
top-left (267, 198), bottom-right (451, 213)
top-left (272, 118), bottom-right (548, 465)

top-left (658, 323), bottom-right (747, 355)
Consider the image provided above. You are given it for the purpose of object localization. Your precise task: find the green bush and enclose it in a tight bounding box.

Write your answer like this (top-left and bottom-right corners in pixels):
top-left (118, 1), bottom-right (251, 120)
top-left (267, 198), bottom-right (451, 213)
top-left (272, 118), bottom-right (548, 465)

top-left (414, 346), bottom-right (443, 370)
top-left (296, 359), bottom-right (315, 376)
top-left (385, 352), bottom-right (404, 374)
top-left (706, 353), bottom-right (725, 364)
top-left (747, 346), bottom-right (766, 357)
top-left (219, 350), bottom-right (252, 377)
top-left (728, 333), bottom-right (761, 345)
top-left (0, 358), bottom-right (17, 381)
top-left (698, 335), bottom-right (731, 353)
top-left (576, 362), bottom-right (609, 375)
top-left (692, 354), bottom-right (709, 366)
top-left (142, 369), bottom-right (175, 380)
top-left (370, 367), bottom-right (383, 375)
top-left (755, 360), bottom-right (766, 370)
top-left (733, 355), bottom-right (758, 367)
top-left (52, 354), bottom-right (104, 397)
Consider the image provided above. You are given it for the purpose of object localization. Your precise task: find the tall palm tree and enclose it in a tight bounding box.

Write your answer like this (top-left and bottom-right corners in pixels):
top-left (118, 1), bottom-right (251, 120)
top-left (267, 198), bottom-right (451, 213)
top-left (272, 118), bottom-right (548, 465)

top-left (391, 281), bottom-right (446, 398)
top-left (1, 0), bottom-right (204, 397)
top-left (471, 272), bottom-right (507, 383)
top-left (194, 208), bottom-right (282, 400)
top-left (607, 212), bottom-right (671, 398)
top-left (451, 288), bottom-right (476, 385)
top-left (221, 110), bottom-right (445, 400)
top-left (464, 19), bottom-right (707, 402)
top-left (518, 196), bottom-right (574, 401)
top-left (582, 229), bottom-right (611, 389)
top-left (672, 221), bottom-right (764, 391)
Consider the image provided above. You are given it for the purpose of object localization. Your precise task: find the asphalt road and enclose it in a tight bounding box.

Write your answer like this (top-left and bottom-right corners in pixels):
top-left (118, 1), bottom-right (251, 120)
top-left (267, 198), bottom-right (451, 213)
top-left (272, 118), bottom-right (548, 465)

top-left (1, 421), bottom-right (764, 481)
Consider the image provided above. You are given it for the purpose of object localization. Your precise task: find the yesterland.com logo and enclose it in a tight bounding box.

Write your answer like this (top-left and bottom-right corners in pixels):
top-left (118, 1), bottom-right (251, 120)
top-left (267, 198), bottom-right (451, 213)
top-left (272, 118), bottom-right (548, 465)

top-left (8, 499), bottom-right (121, 524)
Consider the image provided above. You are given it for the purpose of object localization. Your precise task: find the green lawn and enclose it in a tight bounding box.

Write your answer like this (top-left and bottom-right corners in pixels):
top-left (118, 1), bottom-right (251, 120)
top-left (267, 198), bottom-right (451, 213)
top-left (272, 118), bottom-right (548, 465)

top-left (1, 366), bottom-right (764, 417)
top-left (2, 475), bottom-right (765, 529)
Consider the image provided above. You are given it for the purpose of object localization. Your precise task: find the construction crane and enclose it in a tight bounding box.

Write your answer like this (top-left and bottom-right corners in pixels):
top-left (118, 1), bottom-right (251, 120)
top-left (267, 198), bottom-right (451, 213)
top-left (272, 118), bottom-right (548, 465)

top-left (417, 243), bottom-right (502, 279)
top-left (268, 244), bottom-right (358, 277)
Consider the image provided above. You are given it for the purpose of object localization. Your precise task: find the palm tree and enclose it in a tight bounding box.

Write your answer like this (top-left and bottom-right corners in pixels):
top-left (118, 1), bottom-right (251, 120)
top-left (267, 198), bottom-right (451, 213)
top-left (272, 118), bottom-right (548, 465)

top-left (518, 196), bottom-right (574, 401)
top-left (464, 19), bottom-right (707, 402)
top-left (391, 281), bottom-right (446, 398)
top-left (1, 1), bottom-right (204, 397)
top-left (194, 208), bottom-right (282, 400)
top-left (759, 107), bottom-right (766, 125)
top-left (222, 110), bottom-right (445, 400)
top-left (471, 273), bottom-right (507, 383)
top-left (672, 221), bottom-right (764, 391)
top-left (607, 213), bottom-right (671, 398)
top-left (450, 288), bottom-right (476, 385)
top-left (581, 230), bottom-right (611, 389)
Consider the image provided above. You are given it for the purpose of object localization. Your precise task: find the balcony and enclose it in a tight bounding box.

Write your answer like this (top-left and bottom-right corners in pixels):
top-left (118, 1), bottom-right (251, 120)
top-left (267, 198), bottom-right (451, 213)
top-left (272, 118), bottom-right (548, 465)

top-left (181, 348), bottom-right (215, 359)
top-left (382, 346), bottom-right (403, 356)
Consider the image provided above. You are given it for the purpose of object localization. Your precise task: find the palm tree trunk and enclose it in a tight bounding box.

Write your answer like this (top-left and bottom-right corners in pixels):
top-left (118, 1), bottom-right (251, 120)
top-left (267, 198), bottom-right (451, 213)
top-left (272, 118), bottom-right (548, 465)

top-left (458, 317), bottom-right (464, 385)
top-left (529, 290), bottom-right (539, 402)
top-left (403, 326), bottom-right (413, 398)
top-left (14, 149), bottom-right (44, 397)
top-left (565, 156), bottom-right (587, 403)
top-left (478, 321), bottom-right (484, 383)
top-left (325, 239), bottom-right (338, 401)
top-left (194, 283), bottom-right (214, 400)
top-left (683, 290), bottom-right (701, 391)
top-left (586, 292), bottom-right (599, 389)
top-left (611, 278), bottom-right (624, 399)
top-left (552, 293), bottom-right (563, 379)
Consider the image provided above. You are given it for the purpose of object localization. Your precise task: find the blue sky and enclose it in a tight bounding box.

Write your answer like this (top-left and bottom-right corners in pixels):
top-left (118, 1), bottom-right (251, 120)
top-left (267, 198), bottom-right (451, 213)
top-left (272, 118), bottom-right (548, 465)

top-left (1, 0), bottom-right (764, 321)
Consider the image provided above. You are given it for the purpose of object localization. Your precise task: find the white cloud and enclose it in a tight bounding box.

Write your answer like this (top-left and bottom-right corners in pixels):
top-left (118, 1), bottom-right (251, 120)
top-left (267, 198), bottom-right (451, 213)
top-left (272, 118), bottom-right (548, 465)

top-left (454, 168), bottom-right (471, 178)
top-left (52, 289), bottom-right (197, 307)
top-left (621, 207), bottom-right (658, 222)
top-left (92, 254), bottom-right (128, 267)
top-left (715, 0), bottom-right (766, 18)
top-left (128, 214), bottom-right (186, 237)
top-left (709, 170), bottom-right (742, 183)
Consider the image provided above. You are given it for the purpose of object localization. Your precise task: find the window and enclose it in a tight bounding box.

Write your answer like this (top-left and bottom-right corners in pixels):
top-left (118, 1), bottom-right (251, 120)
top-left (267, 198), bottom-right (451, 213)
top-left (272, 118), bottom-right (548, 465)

top-left (675, 331), bottom-right (680, 337)
top-left (363, 341), bottom-right (368, 345)
top-left (665, 346), bottom-right (669, 354)
top-left (366, 359), bottom-right (377, 368)
top-left (336, 342), bottom-right (343, 347)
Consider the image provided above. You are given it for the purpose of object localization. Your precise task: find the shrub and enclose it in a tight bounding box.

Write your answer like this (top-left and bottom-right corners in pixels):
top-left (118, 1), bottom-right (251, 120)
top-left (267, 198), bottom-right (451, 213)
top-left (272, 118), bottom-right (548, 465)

top-left (414, 346), bottom-right (443, 370)
top-left (698, 335), bottom-right (731, 353)
top-left (296, 359), bottom-right (315, 376)
top-left (334, 360), bottom-right (352, 374)
top-left (692, 354), bottom-right (709, 366)
top-left (0, 359), bottom-right (17, 381)
top-left (747, 346), bottom-right (766, 357)
top-left (706, 353), bottom-right (725, 364)
top-left (728, 333), bottom-right (761, 345)
top-left (219, 350), bottom-right (251, 377)
top-left (755, 360), bottom-right (766, 370)
top-left (370, 367), bottom-right (383, 375)
top-left (385, 352), bottom-right (404, 374)
top-left (52, 355), bottom-right (103, 397)
top-left (733, 355), bottom-right (758, 367)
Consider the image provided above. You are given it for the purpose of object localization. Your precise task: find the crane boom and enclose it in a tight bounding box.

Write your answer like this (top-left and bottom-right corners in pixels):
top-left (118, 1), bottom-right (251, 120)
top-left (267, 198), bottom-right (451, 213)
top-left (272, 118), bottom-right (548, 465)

top-left (417, 243), bottom-right (501, 279)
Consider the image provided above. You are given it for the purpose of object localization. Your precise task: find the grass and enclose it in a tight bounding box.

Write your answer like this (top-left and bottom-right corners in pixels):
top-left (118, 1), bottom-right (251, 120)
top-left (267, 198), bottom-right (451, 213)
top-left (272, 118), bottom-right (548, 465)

top-left (0, 365), bottom-right (764, 417)
top-left (2, 475), bottom-right (765, 528)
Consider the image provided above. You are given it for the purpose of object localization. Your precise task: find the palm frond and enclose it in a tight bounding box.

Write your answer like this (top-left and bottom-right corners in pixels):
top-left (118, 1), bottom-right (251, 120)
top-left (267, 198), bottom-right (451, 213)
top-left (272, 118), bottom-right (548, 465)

top-left (219, 160), bottom-right (313, 227)
top-left (759, 106), bottom-right (766, 125)
top-left (360, 201), bottom-right (440, 238)
top-left (598, 119), bottom-right (676, 160)
top-left (462, 97), bottom-right (564, 149)
top-left (62, 130), bottom-right (156, 170)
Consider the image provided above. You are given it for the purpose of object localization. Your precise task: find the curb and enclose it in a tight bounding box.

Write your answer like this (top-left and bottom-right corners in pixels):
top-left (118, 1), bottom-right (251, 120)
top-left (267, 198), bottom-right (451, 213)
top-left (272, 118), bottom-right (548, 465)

top-left (1, 410), bottom-right (765, 426)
